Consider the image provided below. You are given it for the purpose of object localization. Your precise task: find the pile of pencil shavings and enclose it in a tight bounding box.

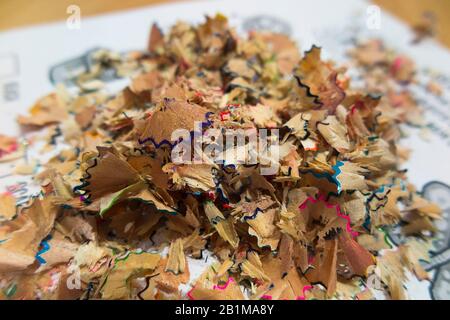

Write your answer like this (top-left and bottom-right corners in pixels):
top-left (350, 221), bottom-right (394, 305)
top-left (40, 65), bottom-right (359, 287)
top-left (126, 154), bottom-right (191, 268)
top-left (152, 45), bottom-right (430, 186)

top-left (0, 14), bottom-right (442, 300)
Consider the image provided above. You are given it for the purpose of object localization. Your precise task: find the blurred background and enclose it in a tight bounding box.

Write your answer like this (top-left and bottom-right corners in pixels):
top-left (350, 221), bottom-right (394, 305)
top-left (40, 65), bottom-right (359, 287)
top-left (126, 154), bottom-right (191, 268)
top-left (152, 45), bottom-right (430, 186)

top-left (1, 0), bottom-right (450, 48)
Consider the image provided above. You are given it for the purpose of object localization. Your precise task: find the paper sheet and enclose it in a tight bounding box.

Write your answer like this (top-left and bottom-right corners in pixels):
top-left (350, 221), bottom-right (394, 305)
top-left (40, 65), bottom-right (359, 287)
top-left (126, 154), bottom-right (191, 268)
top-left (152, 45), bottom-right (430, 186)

top-left (0, 0), bottom-right (449, 299)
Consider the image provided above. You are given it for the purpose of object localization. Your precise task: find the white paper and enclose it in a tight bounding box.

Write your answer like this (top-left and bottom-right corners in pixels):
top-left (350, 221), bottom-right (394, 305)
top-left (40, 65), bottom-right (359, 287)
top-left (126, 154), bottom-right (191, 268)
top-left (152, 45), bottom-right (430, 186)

top-left (0, 0), bottom-right (449, 300)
